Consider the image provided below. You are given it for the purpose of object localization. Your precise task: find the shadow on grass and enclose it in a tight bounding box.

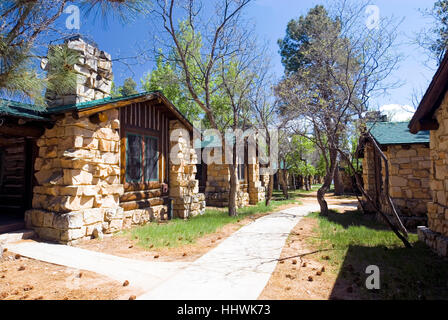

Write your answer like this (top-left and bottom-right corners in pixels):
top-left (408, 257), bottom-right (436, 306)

top-left (320, 209), bottom-right (391, 232)
top-left (329, 243), bottom-right (448, 300)
top-left (309, 210), bottom-right (448, 300)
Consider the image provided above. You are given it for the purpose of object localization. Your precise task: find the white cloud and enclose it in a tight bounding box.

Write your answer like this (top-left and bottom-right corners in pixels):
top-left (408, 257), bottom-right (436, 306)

top-left (379, 104), bottom-right (416, 122)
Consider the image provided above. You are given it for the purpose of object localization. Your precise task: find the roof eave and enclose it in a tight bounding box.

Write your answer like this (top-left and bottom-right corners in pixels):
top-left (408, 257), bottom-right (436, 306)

top-left (409, 52), bottom-right (448, 133)
top-left (69, 91), bottom-right (195, 133)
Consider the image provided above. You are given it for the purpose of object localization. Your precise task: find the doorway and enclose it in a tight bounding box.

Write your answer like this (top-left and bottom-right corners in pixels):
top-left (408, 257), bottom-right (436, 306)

top-left (0, 136), bottom-right (36, 233)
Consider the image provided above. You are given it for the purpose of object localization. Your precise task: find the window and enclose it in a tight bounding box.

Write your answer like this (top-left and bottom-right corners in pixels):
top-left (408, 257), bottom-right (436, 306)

top-left (237, 141), bottom-right (247, 181)
top-left (144, 136), bottom-right (159, 181)
top-left (238, 163), bottom-right (245, 181)
top-left (126, 133), bottom-right (159, 183)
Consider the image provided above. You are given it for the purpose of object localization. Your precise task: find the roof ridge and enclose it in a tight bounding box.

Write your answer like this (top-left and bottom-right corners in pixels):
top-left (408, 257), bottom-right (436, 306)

top-left (47, 90), bottom-right (161, 113)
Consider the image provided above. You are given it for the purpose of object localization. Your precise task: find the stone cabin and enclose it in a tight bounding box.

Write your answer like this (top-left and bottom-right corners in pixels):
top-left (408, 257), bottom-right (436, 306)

top-left (196, 134), bottom-right (266, 208)
top-left (360, 121), bottom-right (431, 229)
top-left (0, 36), bottom-right (205, 244)
top-left (409, 50), bottom-right (448, 256)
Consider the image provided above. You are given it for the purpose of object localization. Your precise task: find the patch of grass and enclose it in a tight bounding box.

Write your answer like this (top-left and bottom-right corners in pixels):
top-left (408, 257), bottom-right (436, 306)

top-left (308, 209), bottom-right (448, 300)
top-left (127, 197), bottom-right (301, 249)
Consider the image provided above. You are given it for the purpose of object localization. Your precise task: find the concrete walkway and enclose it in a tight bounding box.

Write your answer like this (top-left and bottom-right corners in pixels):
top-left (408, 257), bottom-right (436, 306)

top-left (5, 201), bottom-right (355, 300)
top-left (5, 241), bottom-right (190, 291)
top-left (138, 204), bottom-right (321, 300)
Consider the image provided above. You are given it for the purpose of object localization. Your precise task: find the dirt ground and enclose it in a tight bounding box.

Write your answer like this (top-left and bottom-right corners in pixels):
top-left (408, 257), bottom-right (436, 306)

top-left (258, 216), bottom-right (358, 300)
top-left (0, 249), bottom-right (138, 300)
top-left (259, 192), bottom-right (361, 300)
top-left (76, 203), bottom-right (300, 262)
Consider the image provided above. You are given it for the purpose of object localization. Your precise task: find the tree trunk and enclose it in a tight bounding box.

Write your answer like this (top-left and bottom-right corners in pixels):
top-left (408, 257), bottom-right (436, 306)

top-left (334, 164), bottom-right (344, 196)
top-left (265, 174), bottom-right (274, 206)
top-left (279, 169), bottom-right (289, 199)
top-left (298, 175), bottom-right (304, 189)
top-left (318, 148), bottom-right (337, 216)
top-left (228, 163), bottom-right (238, 217)
top-left (228, 139), bottom-right (238, 217)
top-left (336, 145), bottom-right (412, 248)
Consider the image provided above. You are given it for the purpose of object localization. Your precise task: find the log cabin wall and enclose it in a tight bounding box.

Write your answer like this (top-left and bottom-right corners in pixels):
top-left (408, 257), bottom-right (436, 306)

top-left (0, 137), bottom-right (35, 217)
top-left (119, 101), bottom-right (170, 224)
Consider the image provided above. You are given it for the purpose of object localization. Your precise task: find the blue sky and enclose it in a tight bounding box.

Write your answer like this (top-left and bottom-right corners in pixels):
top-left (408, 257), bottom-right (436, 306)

top-left (70, 0), bottom-right (438, 120)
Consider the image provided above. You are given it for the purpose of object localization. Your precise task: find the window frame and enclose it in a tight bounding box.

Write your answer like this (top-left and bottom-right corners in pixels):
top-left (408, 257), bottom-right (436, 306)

top-left (237, 163), bottom-right (246, 182)
top-left (125, 132), bottom-right (160, 183)
top-left (144, 135), bottom-right (159, 182)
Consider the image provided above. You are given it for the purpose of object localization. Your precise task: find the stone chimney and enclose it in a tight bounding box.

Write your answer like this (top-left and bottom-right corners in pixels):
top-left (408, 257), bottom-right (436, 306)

top-left (45, 35), bottom-right (113, 107)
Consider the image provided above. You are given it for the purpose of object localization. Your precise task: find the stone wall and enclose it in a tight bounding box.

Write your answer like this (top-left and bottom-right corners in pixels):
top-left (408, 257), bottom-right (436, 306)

top-left (260, 171), bottom-right (270, 188)
top-left (362, 144), bottom-right (376, 202)
top-left (338, 167), bottom-right (355, 194)
top-left (205, 162), bottom-right (249, 208)
top-left (362, 142), bottom-right (431, 229)
top-left (418, 94), bottom-right (448, 256)
top-left (169, 120), bottom-right (205, 218)
top-left (205, 155), bottom-right (264, 208)
top-left (25, 109), bottom-right (124, 243)
top-left (248, 163), bottom-right (265, 204)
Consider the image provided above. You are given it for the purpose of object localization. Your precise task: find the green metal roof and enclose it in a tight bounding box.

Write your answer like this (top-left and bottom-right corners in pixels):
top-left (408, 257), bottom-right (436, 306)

top-left (0, 91), bottom-right (160, 118)
top-left (0, 91), bottom-right (169, 121)
top-left (194, 135), bottom-right (222, 149)
top-left (0, 99), bottom-right (50, 121)
top-left (367, 121), bottom-right (430, 145)
top-left (0, 91), bottom-right (197, 135)
top-left (48, 91), bottom-right (157, 114)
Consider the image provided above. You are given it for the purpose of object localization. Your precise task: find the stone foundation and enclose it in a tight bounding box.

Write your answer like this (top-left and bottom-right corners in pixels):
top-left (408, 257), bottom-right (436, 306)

top-left (418, 226), bottom-right (448, 257)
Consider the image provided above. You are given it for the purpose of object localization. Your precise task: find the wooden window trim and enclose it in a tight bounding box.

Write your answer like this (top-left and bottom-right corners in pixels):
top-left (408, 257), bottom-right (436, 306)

top-left (144, 136), bottom-right (159, 182)
top-left (125, 132), bottom-right (160, 184)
